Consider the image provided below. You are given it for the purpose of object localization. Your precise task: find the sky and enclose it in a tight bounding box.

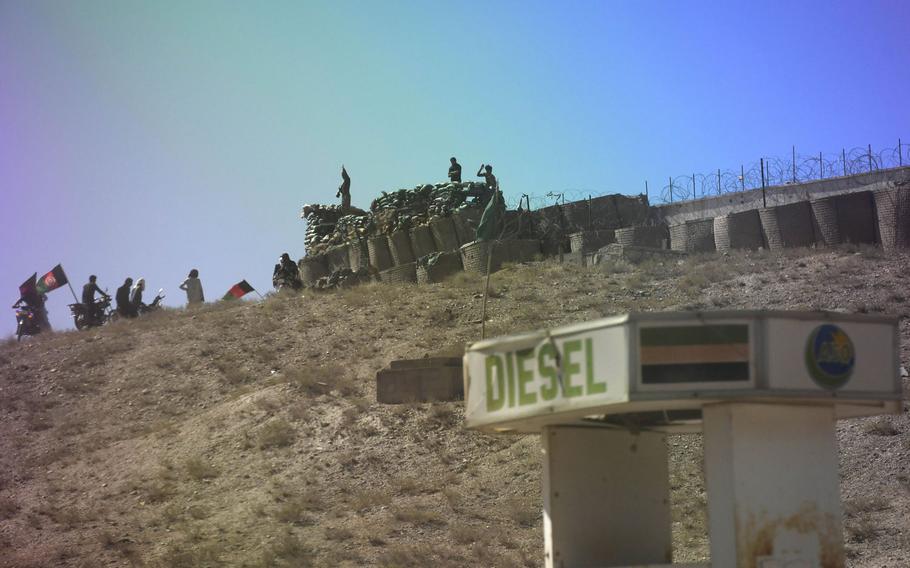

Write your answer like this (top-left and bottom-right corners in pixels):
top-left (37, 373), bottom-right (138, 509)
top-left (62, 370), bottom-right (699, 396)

top-left (1, 0), bottom-right (908, 336)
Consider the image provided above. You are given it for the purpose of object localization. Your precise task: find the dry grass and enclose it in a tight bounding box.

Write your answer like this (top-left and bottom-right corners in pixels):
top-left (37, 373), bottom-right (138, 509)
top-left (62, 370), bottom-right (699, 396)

top-left (258, 419), bottom-right (296, 449)
top-left (184, 457), bottom-right (219, 481)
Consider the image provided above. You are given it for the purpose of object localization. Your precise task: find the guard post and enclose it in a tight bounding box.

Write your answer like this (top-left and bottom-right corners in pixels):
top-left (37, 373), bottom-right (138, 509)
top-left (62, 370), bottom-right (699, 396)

top-left (463, 311), bottom-right (901, 568)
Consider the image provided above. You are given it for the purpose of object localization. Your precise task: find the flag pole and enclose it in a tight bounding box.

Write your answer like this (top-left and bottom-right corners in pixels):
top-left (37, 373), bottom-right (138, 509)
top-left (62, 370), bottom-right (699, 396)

top-left (480, 240), bottom-right (495, 340)
top-left (60, 265), bottom-right (79, 303)
top-left (254, 290), bottom-right (265, 300)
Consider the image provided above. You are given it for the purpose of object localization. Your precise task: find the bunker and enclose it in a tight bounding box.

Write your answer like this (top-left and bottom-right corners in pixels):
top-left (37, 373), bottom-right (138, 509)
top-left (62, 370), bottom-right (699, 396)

top-left (463, 311), bottom-right (901, 568)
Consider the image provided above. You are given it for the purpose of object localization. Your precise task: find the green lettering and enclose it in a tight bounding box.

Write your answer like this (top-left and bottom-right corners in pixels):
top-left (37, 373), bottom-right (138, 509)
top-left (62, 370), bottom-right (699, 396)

top-left (538, 343), bottom-right (559, 401)
top-left (505, 351), bottom-right (516, 408)
top-left (585, 338), bottom-right (606, 394)
top-left (516, 348), bottom-right (537, 406)
top-left (485, 355), bottom-right (505, 412)
top-left (562, 340), bottom-right (583, 398)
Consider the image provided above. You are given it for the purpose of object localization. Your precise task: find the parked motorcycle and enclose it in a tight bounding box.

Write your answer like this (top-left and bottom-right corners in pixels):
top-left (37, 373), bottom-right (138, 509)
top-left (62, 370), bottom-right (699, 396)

top-left (69, 296), bottom-right (113, 330)
top-left (109, 289), bottom-right (165, 322)
top-left (138, 289), bottom-right (166, 315)
top-left (273, 266), bottom-right (302, 291)
top-left (14, 305), bottom-right (43, 341)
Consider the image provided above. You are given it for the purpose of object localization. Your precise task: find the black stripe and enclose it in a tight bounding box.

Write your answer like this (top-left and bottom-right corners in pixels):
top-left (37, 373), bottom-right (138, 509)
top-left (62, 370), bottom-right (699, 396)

top-left (642, 362), bottom-right (750, 384)
top-left (640, 325), bottom-right (748, 347)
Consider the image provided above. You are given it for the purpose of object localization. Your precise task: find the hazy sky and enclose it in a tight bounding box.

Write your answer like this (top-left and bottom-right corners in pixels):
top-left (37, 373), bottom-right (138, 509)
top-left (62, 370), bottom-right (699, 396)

top-left (1, 0), bottom-right (908, 335)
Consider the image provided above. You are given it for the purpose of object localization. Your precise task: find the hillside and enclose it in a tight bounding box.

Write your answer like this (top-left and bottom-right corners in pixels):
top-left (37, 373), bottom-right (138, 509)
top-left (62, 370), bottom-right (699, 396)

top-left (1, 247), bottom-right (909, 568)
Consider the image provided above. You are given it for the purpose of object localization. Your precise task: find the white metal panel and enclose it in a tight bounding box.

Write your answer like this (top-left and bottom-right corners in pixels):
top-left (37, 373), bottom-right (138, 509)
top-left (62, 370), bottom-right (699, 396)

top-left (703, 403), bottom-right (844, 568)
top-left (464, 323), bottom-right (631, 429)
top-left (765, 318), bottom-right (898, 395)
top-left (542, 426), bottom-right (672, 568)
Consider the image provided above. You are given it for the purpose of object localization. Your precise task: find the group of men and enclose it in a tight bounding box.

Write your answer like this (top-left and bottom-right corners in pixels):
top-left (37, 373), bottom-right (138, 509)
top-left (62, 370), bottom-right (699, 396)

top-left (81, 275), bottom-right (148, 321)
top-left (336, 157), bottom-right (499, 210)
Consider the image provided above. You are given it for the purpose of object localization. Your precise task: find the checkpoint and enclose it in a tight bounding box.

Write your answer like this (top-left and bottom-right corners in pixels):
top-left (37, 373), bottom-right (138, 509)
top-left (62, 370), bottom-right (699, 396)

top-left (463, 311), bottom-right (902, 568)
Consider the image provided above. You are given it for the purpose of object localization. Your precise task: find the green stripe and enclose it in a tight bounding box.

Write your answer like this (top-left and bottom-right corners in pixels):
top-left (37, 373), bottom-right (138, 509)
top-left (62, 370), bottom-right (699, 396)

top-left (640, 325), bottom-right (748, 347)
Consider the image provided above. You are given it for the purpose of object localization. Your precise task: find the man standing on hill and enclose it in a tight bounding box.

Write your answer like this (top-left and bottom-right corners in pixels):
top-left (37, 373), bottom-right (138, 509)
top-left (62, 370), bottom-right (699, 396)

top-left (82, 275), bottom-right (110, 323)
top-left (116, 277), bottom-right (134, 318)
top-left (337, 165), bottom-right (351, 211)
top-left (448, 157), bottom-right (462, 183)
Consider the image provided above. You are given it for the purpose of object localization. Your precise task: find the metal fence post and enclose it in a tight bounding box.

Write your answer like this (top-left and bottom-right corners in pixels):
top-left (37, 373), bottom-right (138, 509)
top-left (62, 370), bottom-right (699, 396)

top-left (792, 145), bottom-right (797, 182)
top-left (693, 173), bottom-right (697, 199)
top-left (717, 169), bottom-right (721, 195)
top-left (900, 139), bottom-right (903, 167)
top-left (868, 144), bottom-right (873, 171)
top-left (645, 180), bottom-right (649, 202)
top-left (819, 152), bottom-right (823, 179)
top-left (760, 158), bottom-right (767, 208)
top-left (842, 148), bottom-right (847, 176)
top-left (741, 165), bottom-right (745, 191)
top-left (669, 177), bottom-right (673, 203)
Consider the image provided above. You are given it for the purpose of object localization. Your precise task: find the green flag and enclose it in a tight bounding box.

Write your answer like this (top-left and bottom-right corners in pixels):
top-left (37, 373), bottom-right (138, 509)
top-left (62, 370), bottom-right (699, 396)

top-left (475, 189), bottom-right (504, 242)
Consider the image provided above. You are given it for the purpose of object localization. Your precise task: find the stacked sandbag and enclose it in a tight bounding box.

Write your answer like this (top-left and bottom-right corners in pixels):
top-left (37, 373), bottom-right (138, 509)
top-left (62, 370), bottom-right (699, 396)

top-left (834, 191), bottom-right (876, 245)
top-left (416, 252), bottom-right (463, 284)
top-left (388, 230), bottom-right (415, 265)
top-left (410, 225), bottom-right (438, 259)
top-left (460, 239), bottom-right (541, 274)
top-left (874, 183), bottom-right (910, 250)
top-left (569, 230), bottom-right (615, 254)
top-left (759, 202), bottom-right (815, 250)
top-left (429, 216), bottom-right (460, 251)
top-left (684, 218), bottom-right (716, 253)
top-left (367, 235), bottom-right (394, 271)
top-left (299, 255), bottom-right (329, 287)
top-left (379, 262), bottom-right (418, 284)
top-left (714, 210), bottom-right (764, 251)
top-left (615, 225), bottom-right (667, 249)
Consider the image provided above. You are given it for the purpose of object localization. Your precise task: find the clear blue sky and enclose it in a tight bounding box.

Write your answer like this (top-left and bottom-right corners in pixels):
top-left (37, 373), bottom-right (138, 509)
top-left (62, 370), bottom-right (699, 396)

top-left (1, 0), bottom-right (907, 335)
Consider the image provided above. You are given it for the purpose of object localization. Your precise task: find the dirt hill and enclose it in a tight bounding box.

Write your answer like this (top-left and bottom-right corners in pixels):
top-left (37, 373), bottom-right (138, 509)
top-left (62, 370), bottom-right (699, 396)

top-left (1, 247), bottom-right (908, 567)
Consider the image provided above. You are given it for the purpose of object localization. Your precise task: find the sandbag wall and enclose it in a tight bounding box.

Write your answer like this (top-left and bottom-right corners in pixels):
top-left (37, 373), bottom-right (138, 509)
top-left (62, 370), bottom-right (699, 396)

top-left (759, 201), bottom-right (815, 250)
top-left (874, 184), bottom-right (910, 250)
top-left (713, 210), bottom-right (764, 251)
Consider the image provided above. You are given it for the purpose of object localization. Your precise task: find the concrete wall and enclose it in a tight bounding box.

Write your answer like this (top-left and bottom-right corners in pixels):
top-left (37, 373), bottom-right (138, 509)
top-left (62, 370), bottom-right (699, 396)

top-left (655, 166), bottom-right (910, 226)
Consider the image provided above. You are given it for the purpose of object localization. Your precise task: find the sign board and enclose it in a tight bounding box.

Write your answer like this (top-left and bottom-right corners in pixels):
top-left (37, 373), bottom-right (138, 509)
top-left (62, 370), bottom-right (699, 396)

top-left (463, 311), bottom-right (900, 432)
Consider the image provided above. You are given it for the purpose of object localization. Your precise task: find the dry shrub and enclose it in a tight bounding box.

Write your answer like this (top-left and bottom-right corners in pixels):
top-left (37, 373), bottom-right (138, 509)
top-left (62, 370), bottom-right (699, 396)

top-left (184, 457), bottom-right (218, 481)
top-left (392, 505), bottom-right (445, 527)
top-left (324, 526), bottom-right (354, 542)
top-left (259, 532), bottom-right (313, 566)
top-left (0, 496), bottom-right (20, 520)
top-left (286, 363), bottom-right (357, 396)
top-left (449, 522), bottom-right (485, 545)
top-left (258, 419), bottom-right (296, 449)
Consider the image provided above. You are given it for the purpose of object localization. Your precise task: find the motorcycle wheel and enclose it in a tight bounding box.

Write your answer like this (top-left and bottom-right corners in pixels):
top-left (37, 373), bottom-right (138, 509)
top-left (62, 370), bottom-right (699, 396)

top-left (74, 314), bottom-right (86, 331)
top-left (108, 312), bottom-right (120, 324)
top-left (16, 324), bottom-right (23, 342)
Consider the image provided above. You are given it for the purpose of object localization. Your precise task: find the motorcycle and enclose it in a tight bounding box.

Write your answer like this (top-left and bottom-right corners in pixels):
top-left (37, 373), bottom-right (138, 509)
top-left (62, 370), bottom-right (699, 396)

top-left (109, 289), bottom-right (165, 322)
top-left (273, 265), bottom-right (302, 291)
top-left (69, 295), bottom-right (113, 330)
top-left (138, 289), bottom-right (166, 315)
top-left (14, 305), bottom-right (43, 342)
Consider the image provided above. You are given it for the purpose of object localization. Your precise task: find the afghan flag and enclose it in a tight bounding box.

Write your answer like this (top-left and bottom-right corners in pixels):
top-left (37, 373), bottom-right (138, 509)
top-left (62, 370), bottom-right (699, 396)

top-left (223, 280), bottom-right (254, 300)
top-left (639, 324), bottom-right (750, 384)
top-left (19, 273), bottom-right (37, 297)
top-left (476, 188), bottom-right (504, 242)
top-left (36, 264), bottom-right (68, 294)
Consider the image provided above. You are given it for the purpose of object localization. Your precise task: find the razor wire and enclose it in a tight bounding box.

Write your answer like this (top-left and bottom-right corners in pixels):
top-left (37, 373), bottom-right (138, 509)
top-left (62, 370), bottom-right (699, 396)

top-left (499, 139), bottom-right (908, 212)
top-left (657, 141), bottom-right (909, 204)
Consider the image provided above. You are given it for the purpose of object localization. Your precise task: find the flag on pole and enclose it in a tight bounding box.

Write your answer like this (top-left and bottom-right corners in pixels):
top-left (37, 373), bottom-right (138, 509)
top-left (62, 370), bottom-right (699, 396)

top-left (36, 264), bottom-right (68, 294)
top-left (476, 189), bottom-right (505, 242)
top-left (19, 273), bottom-right (37, 298)
top-left (223, 280), bottom-right (255, 300)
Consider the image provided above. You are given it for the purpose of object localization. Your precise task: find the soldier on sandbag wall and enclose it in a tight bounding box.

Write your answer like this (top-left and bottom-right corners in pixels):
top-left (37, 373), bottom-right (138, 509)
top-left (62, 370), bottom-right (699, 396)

top-left (448, 157), bottom-right (462, 183)
top-left (337, 165), bottom-right (351, 210)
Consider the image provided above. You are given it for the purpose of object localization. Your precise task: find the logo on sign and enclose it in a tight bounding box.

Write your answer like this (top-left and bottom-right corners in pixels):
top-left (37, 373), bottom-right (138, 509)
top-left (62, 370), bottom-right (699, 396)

top-left (805, 324), bottom-right (855, 390)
